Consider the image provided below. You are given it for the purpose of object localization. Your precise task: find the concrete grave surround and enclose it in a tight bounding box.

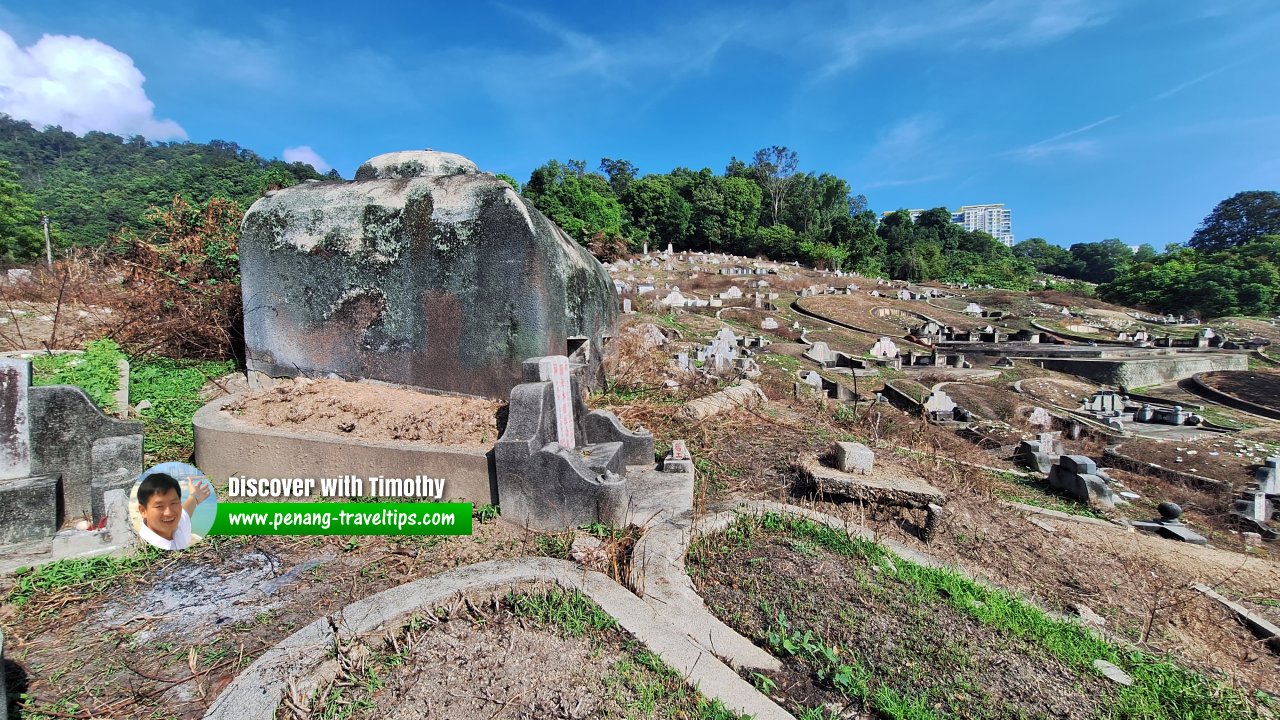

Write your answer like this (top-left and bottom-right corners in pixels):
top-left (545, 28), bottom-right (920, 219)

top-left (495, 356), bottom-right (658, 531)
top-left (1048, 455), bottom-right (1117, 508)
top-left (239, 150), bottom-right (618, 400)
top-left (0, 628), bottom-right (5, 720)
top-left (0, 358), bottom-right (143, 546)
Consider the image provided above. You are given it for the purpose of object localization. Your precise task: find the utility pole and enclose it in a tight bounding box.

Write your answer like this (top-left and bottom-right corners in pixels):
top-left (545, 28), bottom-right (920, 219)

top-left (41, 216), bottom-right (52, 270)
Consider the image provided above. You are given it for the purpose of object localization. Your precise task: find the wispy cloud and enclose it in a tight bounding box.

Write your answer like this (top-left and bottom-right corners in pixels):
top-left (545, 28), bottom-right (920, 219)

top-left (283, 145), bottom-right (331, 172)
top-left (814, 0), bottom-right (1115, 79)
top-left (1011, 139), bottom-right (1099, 161)
top-left (868, 114), bottom-right (944, 161)
top-left (863, 173), bottom-right (946, 189)
top-left (1152, 62), bottom-right (1235, 101)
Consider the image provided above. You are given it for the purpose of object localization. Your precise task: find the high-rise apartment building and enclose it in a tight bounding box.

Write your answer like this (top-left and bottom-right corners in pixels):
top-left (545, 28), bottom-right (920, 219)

top-left (951, 204), bottom-right (1014, 247)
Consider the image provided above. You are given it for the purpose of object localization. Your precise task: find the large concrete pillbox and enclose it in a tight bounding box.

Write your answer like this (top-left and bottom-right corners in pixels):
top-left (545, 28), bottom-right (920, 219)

top-left (238, 150), bottom-right (619, 400)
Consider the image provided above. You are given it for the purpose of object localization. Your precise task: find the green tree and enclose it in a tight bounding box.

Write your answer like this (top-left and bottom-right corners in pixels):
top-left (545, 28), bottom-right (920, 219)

top-left (1013, 237), bottom-right (1072, 273)
top-left (1132, 243), bottom-right (1159, 264)
top-left (598, 158), bottom-right (638, 197)
top-left (1064, 239), bottom-right (1132, 283)
top-left (750, 146), bottom-right (798, 227)
top-left (0, 159), bottom-right (43, 261)
top-left (621, 175), bottom-right (691, 248)
top-left (1189, 190), bottom-right (1280, 251)
top-left (495, 173), bottom-right (521, 192)
top-left (522, 159), bottom-right (625, 242)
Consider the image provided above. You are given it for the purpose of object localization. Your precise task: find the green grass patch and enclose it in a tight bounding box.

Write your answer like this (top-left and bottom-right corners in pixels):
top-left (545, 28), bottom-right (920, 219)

top-left (7, 545), bottom-right (163, 609)
top-left (700, 512), bottom-right (1261, 720)
top-left (508, 588), bottom-right (618, 636)
top-left (30, 341), bottom-right (234, 463)
top-left (30, 338), bottom-right (127, 414)
top-left (129, 355), bottom-right (235, 462)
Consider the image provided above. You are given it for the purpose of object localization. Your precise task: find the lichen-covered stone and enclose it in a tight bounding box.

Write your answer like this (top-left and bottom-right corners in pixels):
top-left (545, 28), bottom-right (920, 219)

top-left (239, 150), bottom-right (618, 399)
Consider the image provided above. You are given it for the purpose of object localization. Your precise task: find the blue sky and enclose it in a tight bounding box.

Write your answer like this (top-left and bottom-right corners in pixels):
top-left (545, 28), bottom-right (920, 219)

top-left (1, 0), bottom-right (1277, 249)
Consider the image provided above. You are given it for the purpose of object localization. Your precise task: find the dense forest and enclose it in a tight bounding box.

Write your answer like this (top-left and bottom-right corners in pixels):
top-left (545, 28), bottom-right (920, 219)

top-left (0, 113), bottom-right (1277, 319)
top-left (0, 114), bottom-right (330, 255)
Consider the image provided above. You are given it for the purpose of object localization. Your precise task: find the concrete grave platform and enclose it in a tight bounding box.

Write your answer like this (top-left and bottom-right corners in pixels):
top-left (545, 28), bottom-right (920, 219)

top-left (793, 453), bottom-right (946, 509)
top-left (193, 394), bottom-right (496, 505)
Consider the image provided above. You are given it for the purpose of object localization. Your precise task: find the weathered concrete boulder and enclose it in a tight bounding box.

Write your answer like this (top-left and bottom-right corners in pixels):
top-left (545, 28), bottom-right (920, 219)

top-left (0, 626), bottom-right (6, 720)
top-left (239, 150), bottom-right (619, 399)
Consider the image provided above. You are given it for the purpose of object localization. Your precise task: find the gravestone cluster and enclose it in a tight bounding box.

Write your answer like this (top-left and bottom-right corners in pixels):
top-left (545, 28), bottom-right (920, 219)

top-left (0, 358), bottom-right (142, 546)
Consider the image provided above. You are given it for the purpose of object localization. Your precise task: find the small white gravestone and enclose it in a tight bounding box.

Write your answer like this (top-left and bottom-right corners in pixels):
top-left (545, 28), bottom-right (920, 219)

top-left (761, 317), bottom-right (779, 330)
top-left (622, 298), bottom-right (632, 313)
top-left (671, 439), bottom-right (689, 460)
top-left (870, 337), bottom-right (898, 359)
top-left (809, 341), bottom-right (834, 362)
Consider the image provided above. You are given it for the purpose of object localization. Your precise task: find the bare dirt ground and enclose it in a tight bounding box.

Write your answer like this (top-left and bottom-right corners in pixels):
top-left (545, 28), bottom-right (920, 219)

top-left (221, 378), bottom-right (505, 447)
top-left (607, 341), bottom-right (1280, 701)
top-left (1199, 370), bottom-right (1280, 413)
top-left (0, 521), bottom-right (552, 720)
top-left (798, 294), bottom-right (981, 336)
top-left (321, 590), bottom-right (725, 720)
top-left (1017, 376), bottom-right (1098, 408)
top-left (1117, 435), bottom-right (1278, 487)
top-left (941, 382), bottom-right (1025, 422)
top-left (0, 299), bottom-right (118, 352)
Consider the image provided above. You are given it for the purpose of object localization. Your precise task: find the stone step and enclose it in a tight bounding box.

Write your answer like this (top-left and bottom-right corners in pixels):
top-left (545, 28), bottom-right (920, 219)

top-left (0, 474), bottom-right (61, 545)
top-left (577, 441), bottom-right (625, 477)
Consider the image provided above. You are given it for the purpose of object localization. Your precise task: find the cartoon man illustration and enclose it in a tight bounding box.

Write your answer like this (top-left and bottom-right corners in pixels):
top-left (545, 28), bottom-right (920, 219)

top-left (136, 472), bottom-right (211, 550)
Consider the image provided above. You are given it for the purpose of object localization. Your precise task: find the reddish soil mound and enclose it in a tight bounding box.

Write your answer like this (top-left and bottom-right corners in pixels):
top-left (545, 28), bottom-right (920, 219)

top-left (222, 379), bottom-right (503, 448)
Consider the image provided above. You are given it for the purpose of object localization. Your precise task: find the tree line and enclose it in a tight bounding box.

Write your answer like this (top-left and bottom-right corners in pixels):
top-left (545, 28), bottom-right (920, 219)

top-left (515, 148), bottom-right (1036, 288)
top-left (1011, 191), bottom-right (1280, 318)
top-left (0, 114), bottom-right (329, 258)
top-left (1, 115), bottom-right (1276, 319)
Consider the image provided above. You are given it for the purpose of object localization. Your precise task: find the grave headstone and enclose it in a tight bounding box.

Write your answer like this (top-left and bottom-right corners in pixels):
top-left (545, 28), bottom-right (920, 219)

top-left (0, 359), bottom-right (31, 480)
top-left (832, 441), bottom-right (874, 474)
top-left (1027, 407), bottom-right (1053, 428)
top-left (922, 391), bottom-right (957, 418)
top-left (870, 337), bottom-right (898, 359)
top-left (807, 341), bottom-right (834, 364)
top-left (761, 317), bottom-right (779, 330)
top-left (622, 298), bottom-right (633, 314)
top-left (1255, 457), bottom-right (1279, 495)
top-left (496, 356), bottom-right (657, 530)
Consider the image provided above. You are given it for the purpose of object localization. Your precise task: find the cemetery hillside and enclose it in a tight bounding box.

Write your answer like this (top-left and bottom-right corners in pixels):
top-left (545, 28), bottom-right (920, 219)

top-left (2, 134), bottom-right (1280, 720)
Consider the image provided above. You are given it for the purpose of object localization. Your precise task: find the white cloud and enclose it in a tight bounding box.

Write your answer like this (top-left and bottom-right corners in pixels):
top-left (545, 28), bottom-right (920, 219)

top-left (282, 145), bottom-right (331, 173)
top-left (0, 30), bottom-right (185, 139)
